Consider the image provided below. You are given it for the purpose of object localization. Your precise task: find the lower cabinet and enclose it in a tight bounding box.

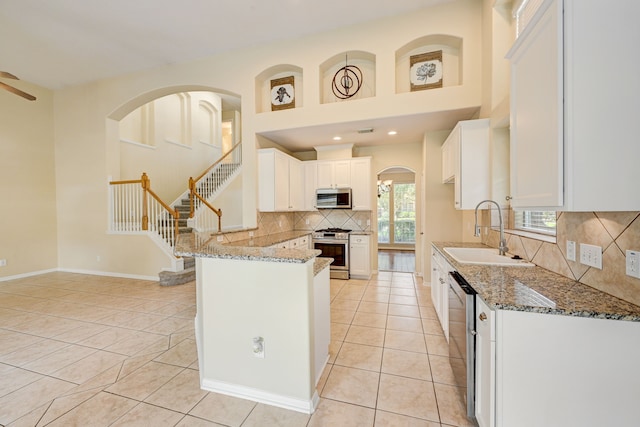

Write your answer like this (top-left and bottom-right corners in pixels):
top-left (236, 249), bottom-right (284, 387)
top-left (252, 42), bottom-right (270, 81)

top-left (475, 297), bottom-right (495, 427)
top-left (349, 234), bottom-right (371, 279)
top-left (430, 247), bottom-right (453, 340)
top-left (475, 298), bottom-right (640, 427)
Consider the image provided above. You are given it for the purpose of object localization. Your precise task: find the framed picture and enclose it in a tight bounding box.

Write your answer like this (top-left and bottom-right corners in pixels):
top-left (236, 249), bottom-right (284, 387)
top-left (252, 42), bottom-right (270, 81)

top-left (271, 76), bottom-right (295, 111)
top-left (410, 51), bottom-right (443, 91)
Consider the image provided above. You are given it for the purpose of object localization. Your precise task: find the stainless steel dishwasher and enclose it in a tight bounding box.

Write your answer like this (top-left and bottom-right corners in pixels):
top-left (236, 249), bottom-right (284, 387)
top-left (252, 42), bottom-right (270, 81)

top-left (448, 271), bottom-right (477, 422)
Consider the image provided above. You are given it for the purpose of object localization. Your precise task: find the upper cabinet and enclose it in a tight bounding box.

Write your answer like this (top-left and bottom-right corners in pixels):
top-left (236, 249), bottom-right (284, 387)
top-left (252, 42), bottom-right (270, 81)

top-left (507, 0), bottom-right (640, 211)
top-left (317, 160), bottom-right (351, 189)
top-left (258, 148), bottom-right (303, 212)
top-left (350, 157), bottom-right (372, 211)
top-left (441, 119), bottom-right (490, 210)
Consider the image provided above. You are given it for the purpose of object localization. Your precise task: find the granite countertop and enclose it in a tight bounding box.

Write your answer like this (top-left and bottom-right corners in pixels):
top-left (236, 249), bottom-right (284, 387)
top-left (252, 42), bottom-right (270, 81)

top-left (226, 230), bottom-right (311, 247)
top-left (432, 242), bottom-right (640, 322)
top-left (176, 232), bottom-right (319, 264)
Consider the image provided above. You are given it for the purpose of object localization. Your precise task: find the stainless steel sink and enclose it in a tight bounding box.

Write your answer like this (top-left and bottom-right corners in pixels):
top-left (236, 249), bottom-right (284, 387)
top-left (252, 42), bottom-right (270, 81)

top-left (443, 247), bottom-right (534, 267)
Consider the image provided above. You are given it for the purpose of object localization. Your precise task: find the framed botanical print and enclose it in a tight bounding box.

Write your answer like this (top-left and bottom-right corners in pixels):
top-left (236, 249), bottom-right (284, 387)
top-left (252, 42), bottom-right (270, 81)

top-left (410, 51), bottom-right (443, 91)
top-left (271, 76), bottom-right (295, 111)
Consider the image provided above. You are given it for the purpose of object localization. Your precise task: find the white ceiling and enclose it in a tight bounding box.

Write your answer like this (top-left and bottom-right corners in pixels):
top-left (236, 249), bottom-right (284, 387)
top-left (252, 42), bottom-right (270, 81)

top-left (0, 0), bottom-right (473, 152)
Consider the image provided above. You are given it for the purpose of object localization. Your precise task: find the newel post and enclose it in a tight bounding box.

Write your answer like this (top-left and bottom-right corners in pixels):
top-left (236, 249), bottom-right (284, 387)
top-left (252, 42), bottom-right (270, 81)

top-left (141, 173), bottom-right (149, 231)
top-left (188, 177), bottom-right (195, 218)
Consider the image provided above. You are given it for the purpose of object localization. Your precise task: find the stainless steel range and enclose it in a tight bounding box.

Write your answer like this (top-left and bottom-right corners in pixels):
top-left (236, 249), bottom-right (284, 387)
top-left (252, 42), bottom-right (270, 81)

top-left (312, 228), bottom-right (351, 279)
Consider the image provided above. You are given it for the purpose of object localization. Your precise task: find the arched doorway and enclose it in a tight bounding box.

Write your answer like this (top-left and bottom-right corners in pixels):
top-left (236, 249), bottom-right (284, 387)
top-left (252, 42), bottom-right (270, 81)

top-left (377, 166), bottom-right (416, 272)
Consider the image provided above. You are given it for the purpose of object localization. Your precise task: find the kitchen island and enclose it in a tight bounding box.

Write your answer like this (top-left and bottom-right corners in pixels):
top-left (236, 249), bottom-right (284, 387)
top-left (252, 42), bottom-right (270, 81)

top-left (432, 242), bottom-right (640, 427)
top-left (175, 232), bottom-right (331, 414)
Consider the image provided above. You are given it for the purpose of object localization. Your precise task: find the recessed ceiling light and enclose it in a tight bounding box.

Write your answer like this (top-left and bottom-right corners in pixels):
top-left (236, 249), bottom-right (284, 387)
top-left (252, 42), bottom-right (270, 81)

top-left (333, 136), bottom-right (342, 141)
top-left (388, 131), bottom-right (397, 135)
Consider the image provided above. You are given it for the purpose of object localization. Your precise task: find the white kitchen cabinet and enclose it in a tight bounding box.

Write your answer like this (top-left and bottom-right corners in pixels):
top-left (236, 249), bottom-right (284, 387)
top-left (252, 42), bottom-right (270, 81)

top-left (474, 298), bottom-right (640, 427)
top-left (349, 234), bottom-right (371, 279)
top-left (349, 157), bottom-right (372, 211)
top-left (507, 0), bottom-right (640, 211)
top-left (475, 297), bottom-right (495, 427)
top-left (430, 247), bottom-right (453, 339)
top-left (316, 159), bottom-right (351, 189)
top-left (303, 161), bottom-right (318, 211)
top-left (258, 148), bottom-right (304, 212)
top-left (441, 119), bottom-right (490, 210)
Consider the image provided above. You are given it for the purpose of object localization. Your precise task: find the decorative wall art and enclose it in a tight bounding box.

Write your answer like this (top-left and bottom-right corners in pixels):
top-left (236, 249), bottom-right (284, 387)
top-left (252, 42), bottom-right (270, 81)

top-left (271, 76), bottom-right (295, 111)
top-left (332, 55), bottom-right (363, 100)
top-left (410, 50), bottom-right (443, 91)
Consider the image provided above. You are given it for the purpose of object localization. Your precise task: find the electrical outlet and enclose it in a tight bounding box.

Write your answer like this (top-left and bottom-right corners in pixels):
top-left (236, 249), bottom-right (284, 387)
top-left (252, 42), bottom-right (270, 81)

top-left (0, 259), bottom-right (6, 267)
top-left (626, 250), bottom-right (640, 279)
top-left (579, 243), bottom-right (602, 269)
top-left (566, 241), bottom-right (576, 262)
top-left (253, 336), bottom-right (265, 358)
top-left (305, 219), bottom-right (310, 225)
top-left (249, 231), bottom-right (254, 237)
top-left (216, 235), bottom-right (224, 242)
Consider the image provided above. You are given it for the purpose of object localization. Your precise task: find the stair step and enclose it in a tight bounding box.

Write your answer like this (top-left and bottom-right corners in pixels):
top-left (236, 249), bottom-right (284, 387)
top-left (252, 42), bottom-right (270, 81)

top-left (159, 266), bottom-right (195, 286)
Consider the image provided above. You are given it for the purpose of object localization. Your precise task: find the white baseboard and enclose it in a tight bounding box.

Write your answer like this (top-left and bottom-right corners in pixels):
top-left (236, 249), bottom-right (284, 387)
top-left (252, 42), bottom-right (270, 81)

top-left (57, 268), bottom-right (157, 281)
top-left (200, 378), bottom-right (319, 414)
top-left (0, 268), bottom-right (58, 282)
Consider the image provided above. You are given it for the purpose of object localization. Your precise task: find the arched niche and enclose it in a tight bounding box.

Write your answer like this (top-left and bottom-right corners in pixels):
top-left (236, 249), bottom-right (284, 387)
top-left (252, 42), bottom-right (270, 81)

top-left (255, 64), bottom-right (303, 113)
top-left (395, 34), bottom-right (463, 93)
top-left (319, 50), bottom-right (375, 104)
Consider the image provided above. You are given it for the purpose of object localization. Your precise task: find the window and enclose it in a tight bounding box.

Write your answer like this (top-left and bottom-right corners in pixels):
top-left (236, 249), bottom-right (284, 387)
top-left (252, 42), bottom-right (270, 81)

top-left (514, 210), bottom-right (557, 235)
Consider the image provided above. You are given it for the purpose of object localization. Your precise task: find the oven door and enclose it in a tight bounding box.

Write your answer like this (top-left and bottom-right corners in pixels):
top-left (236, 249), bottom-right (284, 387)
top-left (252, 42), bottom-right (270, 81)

top-left (313, 239), bottom-right (349, 279)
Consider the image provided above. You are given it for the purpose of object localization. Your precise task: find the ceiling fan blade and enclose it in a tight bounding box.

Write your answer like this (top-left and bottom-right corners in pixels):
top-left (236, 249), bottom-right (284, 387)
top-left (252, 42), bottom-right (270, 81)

top-left (0, 81), bottom-right (36, 101)
top-left (0, 71), bottom-right (19, 80)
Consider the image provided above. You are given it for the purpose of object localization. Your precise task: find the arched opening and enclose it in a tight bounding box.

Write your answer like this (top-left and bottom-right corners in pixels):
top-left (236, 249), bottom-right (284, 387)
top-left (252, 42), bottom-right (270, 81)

top-left (377, 166), bottom-right (416, 272)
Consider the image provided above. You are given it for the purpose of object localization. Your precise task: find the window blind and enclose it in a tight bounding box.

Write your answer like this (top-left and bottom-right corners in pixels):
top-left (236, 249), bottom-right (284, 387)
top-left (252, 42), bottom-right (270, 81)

top-left (514, 210), bottom-right (557, 235)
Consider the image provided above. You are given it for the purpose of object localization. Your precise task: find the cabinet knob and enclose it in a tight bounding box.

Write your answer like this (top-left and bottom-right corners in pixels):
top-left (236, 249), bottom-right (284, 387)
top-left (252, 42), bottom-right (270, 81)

top-left (479, 312), bottom-right (487, 322)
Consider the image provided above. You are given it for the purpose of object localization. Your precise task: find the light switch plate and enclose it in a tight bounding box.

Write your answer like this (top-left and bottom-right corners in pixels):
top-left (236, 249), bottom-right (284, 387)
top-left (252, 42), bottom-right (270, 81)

top-left (626, 250), bottom-right (640, 279)
top-left (580, 243), bottom-right (602, 269)
top-left (566, 241), bottom-right (576, 262)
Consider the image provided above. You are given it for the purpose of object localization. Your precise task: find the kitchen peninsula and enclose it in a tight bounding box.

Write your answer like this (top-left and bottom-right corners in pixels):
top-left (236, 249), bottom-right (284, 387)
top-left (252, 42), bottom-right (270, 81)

top-left (175, 232), bottom-right (331, 414)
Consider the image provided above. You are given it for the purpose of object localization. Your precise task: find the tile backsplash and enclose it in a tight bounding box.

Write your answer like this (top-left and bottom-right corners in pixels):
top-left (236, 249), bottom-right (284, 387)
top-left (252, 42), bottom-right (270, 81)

top-left (481, 210), bottom-right (640, 306)
top-left (218, 210), bottom-right (372, 244)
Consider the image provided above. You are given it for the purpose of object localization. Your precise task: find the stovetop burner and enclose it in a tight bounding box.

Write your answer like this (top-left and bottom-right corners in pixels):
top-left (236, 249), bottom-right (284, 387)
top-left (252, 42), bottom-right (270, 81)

top-left (317, 228), bottom-right (352, 233)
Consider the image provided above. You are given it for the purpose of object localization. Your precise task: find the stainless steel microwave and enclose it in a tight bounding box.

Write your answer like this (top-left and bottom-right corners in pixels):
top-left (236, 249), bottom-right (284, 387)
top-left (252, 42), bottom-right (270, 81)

top-left (316, 188), bottom-right (352, 209)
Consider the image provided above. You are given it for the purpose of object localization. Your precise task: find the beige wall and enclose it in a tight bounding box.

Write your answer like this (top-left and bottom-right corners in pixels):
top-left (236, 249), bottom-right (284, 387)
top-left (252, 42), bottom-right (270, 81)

top-left (2, 0), bottom-right (484, 279)
top-left (0, 82), bottom-right (57, 278)
top-left (50, 0), bottom-right (483, 278)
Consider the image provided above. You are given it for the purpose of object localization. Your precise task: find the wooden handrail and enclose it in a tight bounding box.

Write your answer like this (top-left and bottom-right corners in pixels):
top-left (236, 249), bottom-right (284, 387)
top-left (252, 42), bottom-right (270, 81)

top-left (188, 140), bottom-right (241, 231)
top-left (192, 190), bottom-right (222, 232)
top-left (192, 140), bottom-right (242, 183)
top-left (110, 172), bottom-right (180, 239)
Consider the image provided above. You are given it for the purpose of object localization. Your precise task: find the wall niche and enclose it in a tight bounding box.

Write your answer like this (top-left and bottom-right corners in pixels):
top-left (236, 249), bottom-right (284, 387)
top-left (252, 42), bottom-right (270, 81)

top-left (319, 50), bottom-right (375, 104)
top-left (255, 64), bottom-right (303, 114)
top-left (395, 35), bottom-right (462, 94)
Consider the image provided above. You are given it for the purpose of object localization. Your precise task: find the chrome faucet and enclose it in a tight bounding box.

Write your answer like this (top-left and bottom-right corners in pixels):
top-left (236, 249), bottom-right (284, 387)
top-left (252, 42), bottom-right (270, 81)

top-left (474, 199), bottom-right (508, 256)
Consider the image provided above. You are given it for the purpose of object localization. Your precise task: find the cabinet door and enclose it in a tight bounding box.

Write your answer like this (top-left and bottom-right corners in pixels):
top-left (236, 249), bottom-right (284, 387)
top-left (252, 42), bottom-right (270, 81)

top-left (430, 250), bottom-right (441, 316)
top-left (273, 151), bottom-right (290, 211)
top-left (288, 158), bottom-right (304, 210)
top-left (475, 297), bottom-right (495, 427)
top-left (350, 158), bottom-right (371, 210)
top-left (303, 162), bottom-right (318, 211)
top-left (349, 235), bottom-right (370, 279)
top-left (316, 161), bottom-right (335, 188)
top-left (333, 161), bottom-right (351, 188)
top-left (507, 0), bottom-right (563, 208)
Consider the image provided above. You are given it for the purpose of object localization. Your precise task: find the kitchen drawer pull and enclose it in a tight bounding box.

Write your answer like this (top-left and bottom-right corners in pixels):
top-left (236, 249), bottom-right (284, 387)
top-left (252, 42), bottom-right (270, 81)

top-left (479, 312), bottom-right (487, 322)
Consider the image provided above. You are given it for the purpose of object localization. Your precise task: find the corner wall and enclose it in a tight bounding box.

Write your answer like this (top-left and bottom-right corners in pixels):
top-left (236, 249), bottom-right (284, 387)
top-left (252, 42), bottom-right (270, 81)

top-left (0, 82), bottom-right (57, 278)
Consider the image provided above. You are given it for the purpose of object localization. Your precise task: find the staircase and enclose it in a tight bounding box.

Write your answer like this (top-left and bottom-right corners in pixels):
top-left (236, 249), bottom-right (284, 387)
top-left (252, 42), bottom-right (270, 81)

top-left (158, 161), bottom-right (241, 286)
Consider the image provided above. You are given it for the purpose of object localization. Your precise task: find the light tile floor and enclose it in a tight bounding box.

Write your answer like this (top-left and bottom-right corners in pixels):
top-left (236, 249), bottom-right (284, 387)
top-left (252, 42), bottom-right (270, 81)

top-left (0, 271), bottom-right (475, 426)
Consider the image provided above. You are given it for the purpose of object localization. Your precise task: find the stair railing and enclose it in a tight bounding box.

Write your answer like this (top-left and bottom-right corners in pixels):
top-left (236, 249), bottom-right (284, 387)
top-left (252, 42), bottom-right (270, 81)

top-left (188, 140), bottom-right (242, 232)
top-left (109, 173), bottom-right (180, 249)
